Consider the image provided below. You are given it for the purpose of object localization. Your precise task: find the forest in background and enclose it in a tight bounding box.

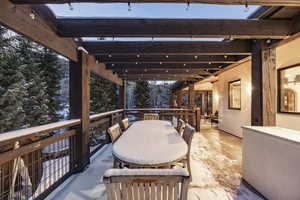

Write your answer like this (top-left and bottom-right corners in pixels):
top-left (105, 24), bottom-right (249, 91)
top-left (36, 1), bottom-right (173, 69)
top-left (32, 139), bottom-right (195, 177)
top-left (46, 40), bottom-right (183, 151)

top-left (0, 25), bottom-right (172, 133)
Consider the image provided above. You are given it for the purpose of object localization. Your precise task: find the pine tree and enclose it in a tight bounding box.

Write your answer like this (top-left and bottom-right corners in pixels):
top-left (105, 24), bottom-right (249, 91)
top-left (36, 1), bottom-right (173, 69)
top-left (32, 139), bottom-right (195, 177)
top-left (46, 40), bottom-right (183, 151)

top-left (90, 73), bottom-right (117, 113)
top-left (134, 80), bottom-right (151, 108)
top-left (39, 48), bottom-right (63, 122)
top-left (16, 36), bottom-right (50, 127)
top-left (0, 26), bottom-right (27, 132)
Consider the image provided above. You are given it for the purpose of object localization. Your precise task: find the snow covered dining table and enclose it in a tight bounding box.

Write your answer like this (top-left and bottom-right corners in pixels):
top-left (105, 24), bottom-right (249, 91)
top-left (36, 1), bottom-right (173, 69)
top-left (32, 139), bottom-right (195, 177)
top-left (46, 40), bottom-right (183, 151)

top-left (112, 120), bottom-right (188, 167)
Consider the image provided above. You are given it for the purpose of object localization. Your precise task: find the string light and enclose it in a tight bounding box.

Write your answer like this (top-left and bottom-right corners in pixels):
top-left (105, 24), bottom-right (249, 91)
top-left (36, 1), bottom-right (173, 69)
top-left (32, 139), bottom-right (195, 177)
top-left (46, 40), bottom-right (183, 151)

top-left (68, 3), bottom-right (74, 11)
top-left (128, 2), bottom-right (132, 11)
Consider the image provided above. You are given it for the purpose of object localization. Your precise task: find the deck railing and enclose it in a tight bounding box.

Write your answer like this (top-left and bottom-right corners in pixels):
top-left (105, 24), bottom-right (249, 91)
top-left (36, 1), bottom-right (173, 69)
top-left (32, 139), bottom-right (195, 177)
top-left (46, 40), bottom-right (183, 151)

top-left (126, 108), bottom-right (200, 130)
top-left (0, 108), bottom-right (199, 200)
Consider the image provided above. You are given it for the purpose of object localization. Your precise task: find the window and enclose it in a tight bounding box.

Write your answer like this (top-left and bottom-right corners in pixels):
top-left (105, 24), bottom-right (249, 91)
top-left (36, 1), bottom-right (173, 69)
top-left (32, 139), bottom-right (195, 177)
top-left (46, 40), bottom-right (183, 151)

top-left (228, 80), bottom-right (241, 110)
top-left (278, 65), bottom-right (300, 114)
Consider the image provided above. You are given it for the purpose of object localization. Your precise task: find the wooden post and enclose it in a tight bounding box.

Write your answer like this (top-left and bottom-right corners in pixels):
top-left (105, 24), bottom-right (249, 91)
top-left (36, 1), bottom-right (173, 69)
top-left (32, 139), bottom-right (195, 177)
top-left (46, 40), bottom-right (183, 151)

top-left (119, 80), bottom-right (127, 109)
top-left (188, 84), bottom-right (196, 126)
top-left (196, 108), bottom-right (201, 132)
top-left (262, 47), bottom-right (276, 126)
top-left (69, 50), bottom-right (90, 172)
top-left (177, 91), bottom-right (183, 108)
top-left (251, 40), bottom-right (263, 126)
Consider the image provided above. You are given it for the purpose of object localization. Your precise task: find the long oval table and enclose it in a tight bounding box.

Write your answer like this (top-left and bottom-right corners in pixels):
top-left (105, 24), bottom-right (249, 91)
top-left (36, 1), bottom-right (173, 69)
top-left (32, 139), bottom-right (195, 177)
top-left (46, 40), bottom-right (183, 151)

top-left (112, 120), bottom-right (188, 167)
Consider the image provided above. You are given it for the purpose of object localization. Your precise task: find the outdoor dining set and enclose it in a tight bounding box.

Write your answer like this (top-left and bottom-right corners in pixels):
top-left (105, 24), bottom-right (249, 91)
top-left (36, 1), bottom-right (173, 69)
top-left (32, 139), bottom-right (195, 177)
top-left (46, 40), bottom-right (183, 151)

top-left (103, 113), bottom-right (195, 200)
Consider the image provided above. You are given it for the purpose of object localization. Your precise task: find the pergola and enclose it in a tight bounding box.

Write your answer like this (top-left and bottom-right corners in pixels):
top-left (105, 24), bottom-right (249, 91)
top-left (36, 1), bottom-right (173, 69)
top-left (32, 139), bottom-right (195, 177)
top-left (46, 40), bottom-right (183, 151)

top-left (1, 0), bottom-right (300, 123)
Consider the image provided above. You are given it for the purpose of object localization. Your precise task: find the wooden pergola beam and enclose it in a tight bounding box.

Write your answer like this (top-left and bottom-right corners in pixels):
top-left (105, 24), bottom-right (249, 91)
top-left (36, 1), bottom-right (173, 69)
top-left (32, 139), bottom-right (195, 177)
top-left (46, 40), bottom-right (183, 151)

top-left (115, 70), bottom-right (211, 75)
top-left (96, 55), bottom-right (243, 64)
top-left (83, 40), bottom-right (251, 55)
top-left (10, 0), bottom-right (300, 6)
top-left (0, 0), bottom-right (78, 61)
top-left (56, 18), bottom-right (291, 39)
top-left (106, 63), bottom-right (222, 70)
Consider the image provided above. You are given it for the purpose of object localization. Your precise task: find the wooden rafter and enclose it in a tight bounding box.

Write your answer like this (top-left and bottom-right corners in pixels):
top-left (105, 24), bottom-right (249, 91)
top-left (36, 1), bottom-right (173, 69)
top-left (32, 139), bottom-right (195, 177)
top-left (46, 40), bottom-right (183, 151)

top-left (56, 18), bottom-right (291, 39)
top-left (106, 63), bottom-right (222, 70)
top-left (83, 40), bottom-right (251, 55)
top-left (10, 0), bottom-right (300, 6)
top-left (96, 55), bottom-right (243, 64)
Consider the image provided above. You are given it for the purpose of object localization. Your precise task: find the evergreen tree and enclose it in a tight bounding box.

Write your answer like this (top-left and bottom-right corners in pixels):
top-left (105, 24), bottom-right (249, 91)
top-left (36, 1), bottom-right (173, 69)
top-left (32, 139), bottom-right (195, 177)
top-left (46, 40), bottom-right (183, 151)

top-left (39, 48), bottom-right (63, 122)
top-left (16, 36), bottom-right (50, 127)
top-left (0, 27), bottom-right (27, 132)
top-left (134, 80), bottom-right (151, 108)
top-left (90, 73), bottom-right (117, 113)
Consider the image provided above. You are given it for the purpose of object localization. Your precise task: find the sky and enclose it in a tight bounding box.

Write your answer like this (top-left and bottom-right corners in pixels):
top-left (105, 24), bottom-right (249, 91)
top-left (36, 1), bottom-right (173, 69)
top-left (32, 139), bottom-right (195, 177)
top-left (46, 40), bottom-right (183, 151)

top-left (48, 3), bottom-right (258, 19)
top-left (48, 3), bottom-right (258, 42)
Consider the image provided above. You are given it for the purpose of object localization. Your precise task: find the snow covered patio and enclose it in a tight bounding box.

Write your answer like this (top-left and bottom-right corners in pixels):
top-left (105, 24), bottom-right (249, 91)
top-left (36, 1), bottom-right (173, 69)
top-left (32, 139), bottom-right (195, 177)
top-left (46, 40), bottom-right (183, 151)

top-left (46, 129), bottom-right (265, 200)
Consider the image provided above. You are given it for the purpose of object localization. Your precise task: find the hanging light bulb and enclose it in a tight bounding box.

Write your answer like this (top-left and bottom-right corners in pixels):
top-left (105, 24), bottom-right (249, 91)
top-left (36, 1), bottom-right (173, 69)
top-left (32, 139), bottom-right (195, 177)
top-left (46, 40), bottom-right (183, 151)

top-left (112, 63), bottom-right (115, 66)
top-left (183, 63), bottom-right (186, 66)
top-left (186, 2), bottom-right (190, 11)
top-left (125, 69), bottom-right (128, 73)
top-left (165, 55), bottom-right (169, 58)
top-left (108, 54), bottom-right (112, 58)
top-left (160, 62), bottom-right (162, 65)
top-left (137, 54), bottom-right (140, 58)
top-left (96, 60), bottom-right (99, 64)
top-left (224, 55), bottom-right (228, 59)
top-left (29, 10), bottom-right (35, 20)
top-left (135, 62), bottom-right (138, 65)
top-left (128, 2), bottom-right (132, 11)
top-left (209, 62), bottom-right (212, 65)
top-left (194, 55), bottom-right (198, 59)
top-left (166, 70), bottom-right (168, 73)
top-left (68, 3), bottom-right (74, 11)
top-left (244, 2), bottom-right (249, 12)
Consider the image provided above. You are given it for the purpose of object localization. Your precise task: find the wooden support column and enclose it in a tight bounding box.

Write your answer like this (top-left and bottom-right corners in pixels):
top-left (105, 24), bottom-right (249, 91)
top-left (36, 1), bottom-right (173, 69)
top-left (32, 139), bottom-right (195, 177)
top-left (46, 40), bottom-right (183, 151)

top-left (177, 91), bottom-right (183, 108)
top-left (251, 40), bottom-right (263, 126)
top-left (119, 80), bottom-right (127, 109)
top-left (69, 50), bottom-right (90, 172)
top-left (262, 47), bottom-right (277, 126)
top-left (188, 84), bottom-right (196, 126)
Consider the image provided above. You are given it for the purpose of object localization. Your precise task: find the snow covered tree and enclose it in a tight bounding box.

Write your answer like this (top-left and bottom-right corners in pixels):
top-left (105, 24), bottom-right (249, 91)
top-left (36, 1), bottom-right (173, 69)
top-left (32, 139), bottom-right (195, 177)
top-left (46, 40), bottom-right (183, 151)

top-left (38, 47), bottom-right (63, 122)
top-left (15, 36), bottom-right (50, 127)
top-left (134, 80), bottom-right (151, 108)
top-left (0, 27), bottom-right (27, 132)
top-left (90, 72), bottom-right (117, 113)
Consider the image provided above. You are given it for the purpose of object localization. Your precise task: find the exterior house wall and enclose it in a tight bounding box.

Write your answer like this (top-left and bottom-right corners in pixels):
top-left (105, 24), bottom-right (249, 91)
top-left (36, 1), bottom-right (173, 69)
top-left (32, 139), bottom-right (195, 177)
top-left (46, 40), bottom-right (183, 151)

top-left (214, 61), bottom-right (252, 137)
top-left (276, 37), bottom-right (300, 131)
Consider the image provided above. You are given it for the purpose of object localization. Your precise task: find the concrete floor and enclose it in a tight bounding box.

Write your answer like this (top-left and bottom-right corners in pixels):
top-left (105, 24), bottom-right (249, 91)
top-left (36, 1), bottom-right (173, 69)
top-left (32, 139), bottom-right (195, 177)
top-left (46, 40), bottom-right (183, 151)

top-left (47, 128), bottom-right (266, 200)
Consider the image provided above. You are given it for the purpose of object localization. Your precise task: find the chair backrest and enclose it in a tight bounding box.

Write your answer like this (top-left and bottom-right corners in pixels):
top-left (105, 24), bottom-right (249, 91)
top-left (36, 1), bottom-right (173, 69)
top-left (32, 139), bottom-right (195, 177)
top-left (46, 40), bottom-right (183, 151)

top-left (182, 124), bottom-right (195, 152)
top-left (120, 118), bottom-right (129, 131)
top-left (104, 168), bottom-right (190, 200)
top-left (176, 119), bottom-right (186, 136)
top-left (108, 124), bottom-right (122, 143)
top-left (144, 113), bottom-right (159, 120)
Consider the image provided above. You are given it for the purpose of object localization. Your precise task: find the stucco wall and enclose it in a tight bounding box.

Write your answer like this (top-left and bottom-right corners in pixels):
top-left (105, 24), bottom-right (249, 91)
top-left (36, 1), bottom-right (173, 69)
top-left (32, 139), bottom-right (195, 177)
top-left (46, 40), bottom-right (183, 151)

top-left (214, 61), bottom-right (252, 137)
top-left (276, 37), bottom-right (300, 131)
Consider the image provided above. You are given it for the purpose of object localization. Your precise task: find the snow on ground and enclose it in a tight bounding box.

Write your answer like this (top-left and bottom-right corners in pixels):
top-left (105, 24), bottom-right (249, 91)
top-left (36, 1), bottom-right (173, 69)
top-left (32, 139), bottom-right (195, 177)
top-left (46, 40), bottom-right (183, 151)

top-left (46, 131), bottom-right (265, 200)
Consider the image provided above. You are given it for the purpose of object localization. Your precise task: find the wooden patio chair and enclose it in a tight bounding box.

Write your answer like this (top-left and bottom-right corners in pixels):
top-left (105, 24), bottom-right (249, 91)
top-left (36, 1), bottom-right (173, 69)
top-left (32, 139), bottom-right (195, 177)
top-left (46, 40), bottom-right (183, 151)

top-left (176, 119), bottom-right (186, 136)
top-left (107, 124), bottom-right (122, 143)
top-left (174, 124), bottom-right (195, 180)
top-left (144, 113), bottom-right (159, 120)
top-left (120, 118), bottom-right (129, 131)
top-left (103, 168), bottom-right (190, 200)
